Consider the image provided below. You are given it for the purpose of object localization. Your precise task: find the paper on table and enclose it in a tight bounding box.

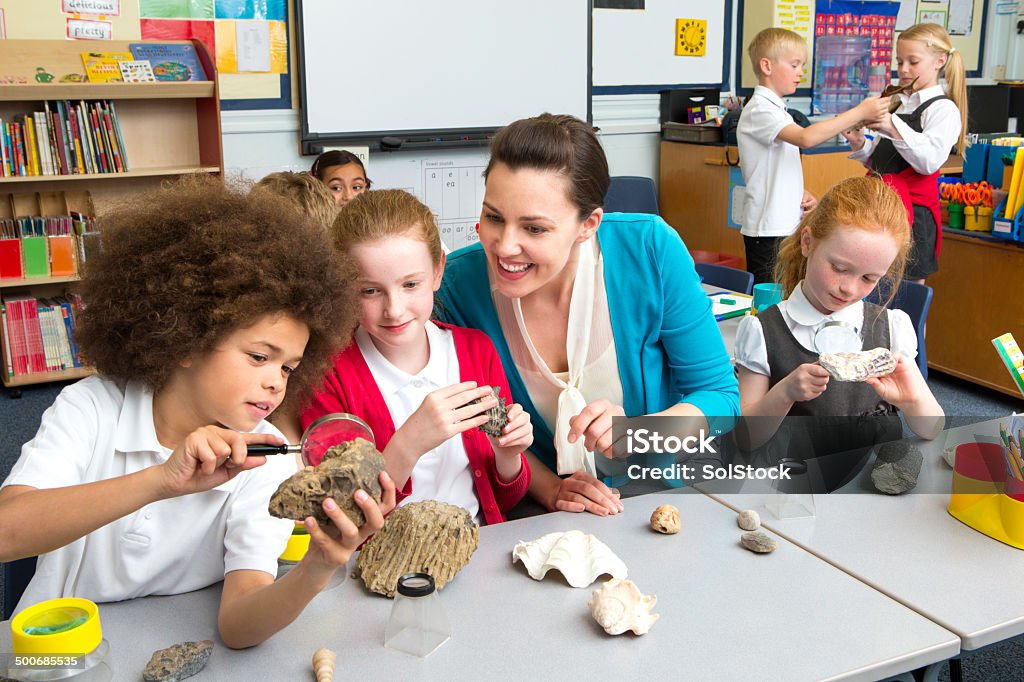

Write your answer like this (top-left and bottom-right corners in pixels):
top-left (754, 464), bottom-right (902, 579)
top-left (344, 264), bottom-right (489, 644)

top-left (709, 292), bottom-right (752, 320)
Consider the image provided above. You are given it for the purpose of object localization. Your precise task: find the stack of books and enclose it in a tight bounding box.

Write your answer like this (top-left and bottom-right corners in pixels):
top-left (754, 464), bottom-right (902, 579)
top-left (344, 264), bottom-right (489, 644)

top-left (1, 292), bottom-right (86, 378)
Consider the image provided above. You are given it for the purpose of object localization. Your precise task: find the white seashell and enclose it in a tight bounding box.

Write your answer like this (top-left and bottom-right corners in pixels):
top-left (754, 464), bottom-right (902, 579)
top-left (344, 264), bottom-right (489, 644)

top-left (588, 578), bottom-right (659, 635)
top-left (512, 530), bottom-right (627, 588)
top-left (942, 445), bottom-right (957, 468)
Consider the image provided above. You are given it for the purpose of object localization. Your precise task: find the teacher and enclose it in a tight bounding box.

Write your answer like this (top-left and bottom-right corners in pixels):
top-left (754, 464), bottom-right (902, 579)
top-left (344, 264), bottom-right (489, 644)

top-left (437, 113), bottom-right (739, 515)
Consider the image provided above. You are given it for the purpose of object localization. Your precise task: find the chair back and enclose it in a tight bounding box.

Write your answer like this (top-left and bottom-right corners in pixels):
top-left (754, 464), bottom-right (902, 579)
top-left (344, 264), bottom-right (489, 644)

top-left (695, 262), bottom-right (755, 295)
top-left (604, 176), bottom-right (659, 215)
top-left (867, 279), bottom-right (933, 379)
top-left (2, 556), bottom-right (38, 620)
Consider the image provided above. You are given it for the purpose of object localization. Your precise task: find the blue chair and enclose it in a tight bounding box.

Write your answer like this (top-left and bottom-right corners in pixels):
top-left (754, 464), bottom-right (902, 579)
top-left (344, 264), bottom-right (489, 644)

top-left (866, 279), bottom-right (933, 379)
top-left (695, 262), bottom-right (755, 295)
top-left (2, 556), bottom-right (37, 620)
top-left (604, 176), bottom-right (659, 215)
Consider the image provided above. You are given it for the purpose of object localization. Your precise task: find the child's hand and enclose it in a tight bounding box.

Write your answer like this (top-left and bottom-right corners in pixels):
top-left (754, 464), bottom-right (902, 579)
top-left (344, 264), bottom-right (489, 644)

top-left (400, 382), bottom-right (498, 457)
top-left (300, 471), bottom-right (396, 574)
top-left (801, 190), bottom-right (818, 214)
top-left (864, 354), bottom-right (926, 408)
top-left (855, 95), bottom-right (891, 123)
top-left (487, 403), bottom-right (533, 463)
top-left (841, 127), bottom-right (865, 151)
top-left (865, 112), bottom-right (895, 136)
top-left (783, 363), bottom-right (830, 403)
top-left (158, 426), bottom-right (277, 498)
top-left (567, 399), bottom-right (627, 457)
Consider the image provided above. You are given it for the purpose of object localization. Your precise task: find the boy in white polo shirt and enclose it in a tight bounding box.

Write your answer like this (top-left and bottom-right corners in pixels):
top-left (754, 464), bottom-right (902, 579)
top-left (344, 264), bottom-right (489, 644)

top-left (738, 27), bottom-right (891, 284)
top-left (0, 178), bottom-right (395, 649)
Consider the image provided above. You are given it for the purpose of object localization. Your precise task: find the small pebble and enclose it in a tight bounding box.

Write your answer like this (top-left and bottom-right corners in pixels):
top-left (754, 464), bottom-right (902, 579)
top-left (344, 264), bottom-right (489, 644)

top-left (737, 509), bottom-right (760, 531)
top-left (740, 531), bottom-right (778, 554)
top-left (650, 504), bottom-right (680, 534)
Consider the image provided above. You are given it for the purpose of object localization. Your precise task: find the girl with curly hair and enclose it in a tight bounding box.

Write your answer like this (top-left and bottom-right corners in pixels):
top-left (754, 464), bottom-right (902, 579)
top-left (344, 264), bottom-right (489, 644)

top-left (0, 176), bottom-right (395, 648)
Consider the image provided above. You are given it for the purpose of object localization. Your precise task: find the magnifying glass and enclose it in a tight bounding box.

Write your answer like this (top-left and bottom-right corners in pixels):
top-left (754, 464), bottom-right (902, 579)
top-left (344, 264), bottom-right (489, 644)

top-left (247, 412), bottom-right (375, 467)
top-left (813, 320), bottom-right (862, 355)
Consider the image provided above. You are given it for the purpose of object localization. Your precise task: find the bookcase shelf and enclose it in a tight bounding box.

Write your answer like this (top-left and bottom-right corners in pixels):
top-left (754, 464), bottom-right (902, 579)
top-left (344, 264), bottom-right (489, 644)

top-left (0, 37), bottom-right (222, 388)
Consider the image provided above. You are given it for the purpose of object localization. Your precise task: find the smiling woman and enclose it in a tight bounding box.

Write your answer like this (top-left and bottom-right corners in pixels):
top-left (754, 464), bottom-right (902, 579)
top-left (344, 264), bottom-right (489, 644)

top-left (437, 113), bottom-right (741, 517)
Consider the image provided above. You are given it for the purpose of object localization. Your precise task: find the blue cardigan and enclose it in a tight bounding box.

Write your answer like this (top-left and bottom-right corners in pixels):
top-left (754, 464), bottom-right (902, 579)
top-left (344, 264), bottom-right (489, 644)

top-left (436, 212), bottom-right (740, 471)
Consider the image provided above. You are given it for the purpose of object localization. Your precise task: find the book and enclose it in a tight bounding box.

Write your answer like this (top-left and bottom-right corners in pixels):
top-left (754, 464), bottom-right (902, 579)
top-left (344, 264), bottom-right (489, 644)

top-left (118, 59), bottom-right (155, 83)
top-left (81, 51), bottom-right (133, 83)
top-left (129, 43), bottom-right (207, 82)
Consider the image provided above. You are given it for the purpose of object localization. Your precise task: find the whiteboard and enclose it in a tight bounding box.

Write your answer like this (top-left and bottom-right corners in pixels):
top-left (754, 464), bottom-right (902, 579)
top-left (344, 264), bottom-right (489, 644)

top-left (296, 0), bottom-right (591, 144)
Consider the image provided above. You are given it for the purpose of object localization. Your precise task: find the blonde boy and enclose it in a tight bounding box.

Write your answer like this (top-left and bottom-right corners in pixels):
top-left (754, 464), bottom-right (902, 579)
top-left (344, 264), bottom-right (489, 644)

top-left (738, 28), bottom-right (890, 284)
top-left (253, 171), bottom-right (339, 231)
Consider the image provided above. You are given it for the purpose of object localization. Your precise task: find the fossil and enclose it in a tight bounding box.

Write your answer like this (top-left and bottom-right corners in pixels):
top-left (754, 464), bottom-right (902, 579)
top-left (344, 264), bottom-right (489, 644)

top-left (819, 347), bottom-right (897, 382)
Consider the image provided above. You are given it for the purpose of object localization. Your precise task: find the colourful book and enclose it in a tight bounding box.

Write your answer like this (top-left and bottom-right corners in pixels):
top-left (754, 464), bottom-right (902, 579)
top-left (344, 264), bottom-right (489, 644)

top-left (118, 59), bottom-right (155, 83)
top-left (129, 43), bottom-right (207, 81)
top-left (81, 51), bottom-right (133, 83)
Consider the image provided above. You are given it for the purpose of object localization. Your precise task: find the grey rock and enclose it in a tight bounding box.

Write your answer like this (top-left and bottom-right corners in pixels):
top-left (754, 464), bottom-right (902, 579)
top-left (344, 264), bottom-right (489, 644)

top-left (143, 640), bottom-right (213, 682)
top-left (737, 509), bottom-right (760, 531)
top-left (268, 438), bottom-right (384, 527)
top-left (740, 531), bottom-right (778, 554)
top-left (870, 441), bottom-right (923, 494)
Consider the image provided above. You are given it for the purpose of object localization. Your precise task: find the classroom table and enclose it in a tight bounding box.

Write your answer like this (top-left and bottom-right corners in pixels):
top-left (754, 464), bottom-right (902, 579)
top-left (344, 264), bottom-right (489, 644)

top-left (701, 417), bottom-right (1024, 652)
top-left (703, 282), bottom-right (743, 358)
top-left (1, 493), bottom-right (958, 681)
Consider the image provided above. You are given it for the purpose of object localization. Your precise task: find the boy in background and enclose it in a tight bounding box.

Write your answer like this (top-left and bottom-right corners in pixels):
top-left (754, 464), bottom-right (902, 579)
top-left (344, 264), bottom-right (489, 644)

top-left (738, 28), bottom-right (890, 284)
top-left (252, 171), bottom-right (339, 231)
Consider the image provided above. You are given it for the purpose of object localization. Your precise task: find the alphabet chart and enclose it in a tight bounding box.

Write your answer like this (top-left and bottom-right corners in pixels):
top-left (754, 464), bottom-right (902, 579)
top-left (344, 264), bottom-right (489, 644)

top-left (423, 160), bottom-right (486, 252)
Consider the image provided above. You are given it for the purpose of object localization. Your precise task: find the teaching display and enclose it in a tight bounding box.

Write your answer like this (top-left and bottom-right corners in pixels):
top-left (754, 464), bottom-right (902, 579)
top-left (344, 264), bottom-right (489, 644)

top-left (296, 0), bottom-right (591, 149)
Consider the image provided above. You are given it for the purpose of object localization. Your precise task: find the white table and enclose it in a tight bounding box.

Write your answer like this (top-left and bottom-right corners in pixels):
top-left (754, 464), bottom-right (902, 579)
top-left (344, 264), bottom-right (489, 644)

top-left (1, 493), bottom-right (957, 681)
top-left (702, 418), bottom-right (1024, 651)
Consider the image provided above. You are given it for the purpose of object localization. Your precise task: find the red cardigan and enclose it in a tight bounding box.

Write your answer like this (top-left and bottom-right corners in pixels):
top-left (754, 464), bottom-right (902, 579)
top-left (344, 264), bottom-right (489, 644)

top-left (300, 322), bottom-right (530, 525)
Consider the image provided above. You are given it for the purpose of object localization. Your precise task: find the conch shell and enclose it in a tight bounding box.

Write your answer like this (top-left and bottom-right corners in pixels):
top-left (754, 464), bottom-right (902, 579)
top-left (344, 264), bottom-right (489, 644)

top-left (312, 647), bottom-right (336, 682)
top-left (512, 530), bottom-right (627, 588)
top-left (588, 578), bottom-right (659, 635)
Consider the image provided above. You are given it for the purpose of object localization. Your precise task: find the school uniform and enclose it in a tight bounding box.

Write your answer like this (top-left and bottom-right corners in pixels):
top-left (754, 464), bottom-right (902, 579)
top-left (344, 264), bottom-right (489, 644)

top-left (2, 376), bottom-right (297, 615)
top-left (850, 84), bottom-right (961, 279)
top-left (300, 321), bottom-right (530, 526)
top-left (737, 85), bottom-right (805, 284)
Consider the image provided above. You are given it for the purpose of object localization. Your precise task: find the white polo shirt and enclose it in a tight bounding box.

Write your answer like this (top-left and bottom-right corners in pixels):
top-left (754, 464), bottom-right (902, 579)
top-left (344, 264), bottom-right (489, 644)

top-left (354, 323), bottom-right (480, 522)
top-left (734, 283), bottom-right (918, 377)
top-left (3, 376), bottom-right (297, 615)
top-left (737, 85), bottom-right (804, 237)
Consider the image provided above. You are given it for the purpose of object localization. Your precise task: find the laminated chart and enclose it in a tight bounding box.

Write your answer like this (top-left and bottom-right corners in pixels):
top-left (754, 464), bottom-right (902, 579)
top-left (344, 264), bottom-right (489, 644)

top-left (423, 160), bottom-right (486, 253)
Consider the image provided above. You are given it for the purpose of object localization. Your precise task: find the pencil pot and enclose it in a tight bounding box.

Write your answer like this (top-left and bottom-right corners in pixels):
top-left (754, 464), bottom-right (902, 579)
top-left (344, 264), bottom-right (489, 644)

top-left (947, 202), bottom-right (965, 229)
top-left (939, 200), bottom-right (949, 226)
top-left (964, 205), bottom-right (993, 232)
top-left (7, 598), bottom-right (113, 680)
top-left (947, 428), bottom-right (1024, 550)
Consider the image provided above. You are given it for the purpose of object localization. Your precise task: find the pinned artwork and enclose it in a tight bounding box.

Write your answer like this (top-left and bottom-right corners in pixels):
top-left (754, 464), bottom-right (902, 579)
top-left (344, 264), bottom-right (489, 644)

top-left (588, 578), bottom-right (659, 635)
top-left (512, 530), bottom-right (627, 588)
top-left (675, 18), bottom-right (707, 57)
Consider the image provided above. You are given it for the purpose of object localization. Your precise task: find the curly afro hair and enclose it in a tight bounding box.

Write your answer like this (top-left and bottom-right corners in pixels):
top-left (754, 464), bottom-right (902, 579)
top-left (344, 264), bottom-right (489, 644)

top-left (75, 174), bottom-right (357, 409)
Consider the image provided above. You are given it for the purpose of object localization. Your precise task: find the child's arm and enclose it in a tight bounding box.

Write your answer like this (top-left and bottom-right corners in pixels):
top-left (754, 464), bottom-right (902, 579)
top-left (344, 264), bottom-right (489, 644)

top-left (0, 427), bottom-right (282, 562)
top-left (866, 103), bottom-right (961, 175)
top-left (865, 355), bottom-right (945, 440)
top-left (217, 471), bottom-right (396, 649)
top-left (737, 364), bottom-right (831, 450)
top-left (777, 96), bottom-right (890, 149)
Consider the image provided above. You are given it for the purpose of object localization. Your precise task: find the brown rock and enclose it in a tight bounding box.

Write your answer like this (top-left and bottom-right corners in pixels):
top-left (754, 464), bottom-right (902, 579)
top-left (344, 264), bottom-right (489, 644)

top-left (740, 531), bottom-right (778, 554)
top-left (268, 438), bottom-right (384, 527)
top-left (650, 504), bottom-right (680, 534)
top-left (357, 500), bottom-right (479, 597)
top-left (737, 509), bottom-right (760, 531)
top-left (142, 640), bottom-right (213, 682)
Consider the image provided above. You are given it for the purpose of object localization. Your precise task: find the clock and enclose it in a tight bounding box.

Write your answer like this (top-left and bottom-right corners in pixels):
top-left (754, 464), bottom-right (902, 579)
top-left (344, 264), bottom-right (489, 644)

top-left (675, 18), bottom-right (707, 57)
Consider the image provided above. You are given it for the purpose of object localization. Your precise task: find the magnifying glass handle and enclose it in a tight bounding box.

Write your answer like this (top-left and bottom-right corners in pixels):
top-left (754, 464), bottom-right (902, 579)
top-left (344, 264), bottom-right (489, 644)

top-left (247, 444), bottom-right (301, 457)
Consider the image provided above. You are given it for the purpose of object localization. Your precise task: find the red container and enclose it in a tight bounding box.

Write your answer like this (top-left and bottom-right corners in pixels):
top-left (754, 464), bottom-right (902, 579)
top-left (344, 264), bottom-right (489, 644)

top-left (689, 249), bottom-right (742, 269)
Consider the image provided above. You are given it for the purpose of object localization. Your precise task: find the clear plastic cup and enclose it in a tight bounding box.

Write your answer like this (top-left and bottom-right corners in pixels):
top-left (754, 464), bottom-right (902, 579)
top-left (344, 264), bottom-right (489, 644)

top-left (384, 573), bottom-right (451, 658)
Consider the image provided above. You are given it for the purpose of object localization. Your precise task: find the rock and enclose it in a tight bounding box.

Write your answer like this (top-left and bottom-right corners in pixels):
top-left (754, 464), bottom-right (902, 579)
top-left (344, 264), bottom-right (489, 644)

top-left (649, 504), bottom-right (680, 534)
top-left (737, 509), bottom-right (760, 531)
top-left (268, 438), bottom-right (384, 527)
top-left (870, 441), bottom-right (924, 494)
top-left (819, 347), bottom-right (897, 382)
top-left (142, 640), bottom-right (213, 682)
top-left (740, 531), bottom-right (778, 554)
top-left (472, 386), bottom-right (509, 438)
top-left (357, 500), bottom-right (479, 597)
top-left (942, 445), bottom-right (957, 468)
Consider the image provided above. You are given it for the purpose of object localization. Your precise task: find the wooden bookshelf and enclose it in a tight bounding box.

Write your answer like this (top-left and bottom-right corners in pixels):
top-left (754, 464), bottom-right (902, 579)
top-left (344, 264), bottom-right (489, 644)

top-left (0, 38), bottom-right (222, 387)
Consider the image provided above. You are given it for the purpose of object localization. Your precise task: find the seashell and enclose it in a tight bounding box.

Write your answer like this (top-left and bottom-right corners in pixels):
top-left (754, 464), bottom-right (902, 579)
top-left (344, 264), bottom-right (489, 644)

top-left (268, 438), bottom-right (384, 527)
top-left (741, 530), bottom-right (778, 554)
top-left (357, 500), bottom-right (479, 597)
top-left (512, 530), bottom-right (627, 588)
top-left (819, 347), bottom-right (897, 382)
top-left (737, 509), bottom-right (760, 531)
top-left (942, 445), bottom-right (957, 468)
top-left (588, 578), bottom-right (659, 635)
top-left (650, 504), bottom-right (680, 534)
top-left (470, 386), bottom-right (509, 438)
top-left (312, 647), bottom-right (336, 682)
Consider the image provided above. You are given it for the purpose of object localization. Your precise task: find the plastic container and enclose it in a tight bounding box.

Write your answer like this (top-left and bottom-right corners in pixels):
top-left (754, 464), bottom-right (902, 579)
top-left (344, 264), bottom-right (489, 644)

top-left (964, 205), bottom-right (994, 232)
top-left (812, 35), bottom-right (871, 114)
top-left (7, 598), bottom-right (112, 681)
top-left (384, 573), bottom-right (451, 658)
top-left (765, 458), bottom-right (816, 520)
top-left (948, 202), bottom-right (965, 229)
top-left (689, 249), bottom-right (741, 268)
top-left (948, 438), bottom-right (1024, 550)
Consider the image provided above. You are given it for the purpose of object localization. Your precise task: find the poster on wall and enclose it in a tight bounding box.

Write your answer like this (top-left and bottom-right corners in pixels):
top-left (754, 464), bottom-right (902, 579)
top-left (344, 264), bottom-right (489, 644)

top-left (63, 0), bottom-right (121, 16)
top-left (775, 1), bottom-right (815, 86)
top-left (947, 0), bottom-right (974, 35)
top-left (67, 17), bottom-right (114, 40)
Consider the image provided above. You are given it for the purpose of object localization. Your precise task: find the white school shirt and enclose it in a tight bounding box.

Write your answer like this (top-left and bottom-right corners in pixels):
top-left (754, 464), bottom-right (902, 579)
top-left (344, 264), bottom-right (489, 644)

top-left (737, 85), bottom-right (805, 237)
top-left (849, 84), bottom-right (961, 175)
top-left (491, 237), bottom-right (624, 475)
top-left (354, 323), bottom-right (480, 522)
top-left (2, 376), bottom-right (297, 615)
top-left (734, 282), bottom-right (918, 377)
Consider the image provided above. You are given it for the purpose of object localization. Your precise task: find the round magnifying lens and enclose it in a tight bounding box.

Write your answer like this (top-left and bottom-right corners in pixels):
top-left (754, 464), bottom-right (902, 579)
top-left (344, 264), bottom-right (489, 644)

top-left (814, 321), bottom-right (862, 355)
top-left (300, 412), bottom-right (374, 467)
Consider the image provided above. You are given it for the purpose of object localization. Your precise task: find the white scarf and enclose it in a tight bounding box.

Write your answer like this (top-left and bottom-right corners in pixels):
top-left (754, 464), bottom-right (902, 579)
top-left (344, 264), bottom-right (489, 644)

top-left (513, 239), bottom-right (598, 476)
